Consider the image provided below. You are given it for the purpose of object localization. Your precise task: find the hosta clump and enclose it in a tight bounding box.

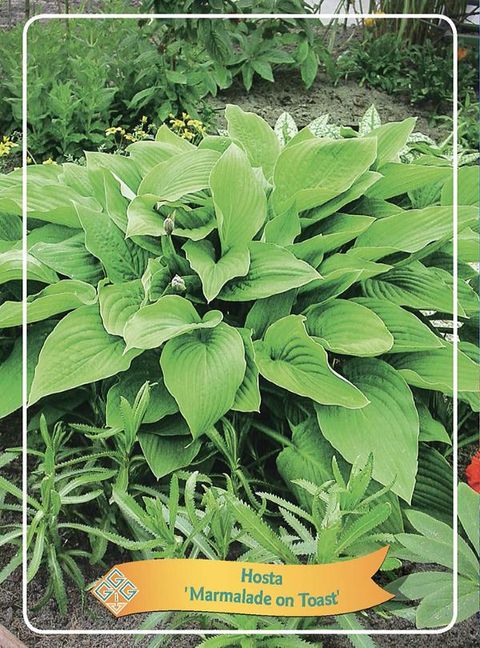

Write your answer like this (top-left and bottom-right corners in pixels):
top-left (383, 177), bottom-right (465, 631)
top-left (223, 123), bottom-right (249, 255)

top-left (0, 104), bottom-right (478, 511)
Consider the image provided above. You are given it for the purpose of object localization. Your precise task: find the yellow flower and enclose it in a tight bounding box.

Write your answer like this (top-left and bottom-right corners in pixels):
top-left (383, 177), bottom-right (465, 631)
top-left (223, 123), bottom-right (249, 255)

top-left (364, 11), bottom-right (384, 27)
top-left (105, 127), bottom-right (117, 136)
top-left (0, 143), bottom-right (9, 157)
top-left (182, 129), bottom-right (194, 141)
top-left (141, 115), bottom-right (148, 124)
top-left (124, 133), bottom-right (136, 142)
top-left (42, 157), bottom-right (57, 165)
top-left (182, 112), bottom-right (190, 120)
top-left (27, 156), bottom-right (33, 164)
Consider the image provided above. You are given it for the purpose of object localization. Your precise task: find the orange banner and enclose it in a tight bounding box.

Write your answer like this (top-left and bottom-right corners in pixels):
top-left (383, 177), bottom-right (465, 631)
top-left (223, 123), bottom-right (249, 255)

top-left (91, 546), bottom-right (393, 617)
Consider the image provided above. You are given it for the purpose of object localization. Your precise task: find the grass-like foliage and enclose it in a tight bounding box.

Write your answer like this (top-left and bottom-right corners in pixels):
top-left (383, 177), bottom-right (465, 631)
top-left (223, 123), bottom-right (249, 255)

top-left (0, 104), bottom-right (478, 631)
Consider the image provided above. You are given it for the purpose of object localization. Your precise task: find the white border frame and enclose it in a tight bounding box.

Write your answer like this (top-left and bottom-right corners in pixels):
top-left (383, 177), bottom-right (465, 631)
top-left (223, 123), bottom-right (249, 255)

top-left (21, 11), bottom-right (459, 637)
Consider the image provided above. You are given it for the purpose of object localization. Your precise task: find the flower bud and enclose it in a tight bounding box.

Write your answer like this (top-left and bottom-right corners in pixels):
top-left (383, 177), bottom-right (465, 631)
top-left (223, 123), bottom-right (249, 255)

top-left (163, 217), bottom-right (174, 235)
top-left (171, 275), bottom-right (186, 293)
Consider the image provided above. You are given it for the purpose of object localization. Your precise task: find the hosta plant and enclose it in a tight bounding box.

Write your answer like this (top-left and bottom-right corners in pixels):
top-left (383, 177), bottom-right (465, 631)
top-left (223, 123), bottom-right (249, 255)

top-left (0, 104), bottom-right (478, 629)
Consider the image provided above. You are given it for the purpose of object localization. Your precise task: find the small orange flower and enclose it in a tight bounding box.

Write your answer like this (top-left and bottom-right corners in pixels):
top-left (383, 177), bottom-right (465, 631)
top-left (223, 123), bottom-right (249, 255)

top-left (458, 47), bottom-right (469, 61)
top-left (466, 450), bottom-right (480, 493)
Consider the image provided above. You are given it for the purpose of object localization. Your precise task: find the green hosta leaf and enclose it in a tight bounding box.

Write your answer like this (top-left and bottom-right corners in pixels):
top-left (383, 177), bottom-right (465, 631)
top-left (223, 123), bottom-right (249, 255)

top-left (245, 290), bottom-right (296, 340)
top-left (106, 355), bottom-right (178, 428)
top-left (352, 298), bottom-right (444, 352)
top-left (155, 124), bottom-right (195, 150)
top-left (225, 104), bottom-right (280, 180)
top-left (219, 242), bottom-right (319, 302)
top-left (139, 434), bottom-right (202, 480)
top-left (127, 140), bottom-right (179, 175)
top-left (184, 240), bottom-right (250, 303)
top-left (301, 171), bottom-right (381, 223)
top-left (160, 323), bottom-right (246, 437)
top-left (316, 358), bottom-right (419, 502)
top-left (277, 417), bottom-right (336, 509)
top-left (306, 214), bottom-right (375, 254)
top-left (99, 279), bottom-right (145, 337)
top-left (29, 305), bottom-right (139, 404)
top-left (264, 204), bottom-right (301, 247)
top-left (30, 233), bottom-right (103, 284)
top-left (366, 163), bottom-right (451, 200)
top-left (354, 206), bottom-right (475, 256)
top-left (210, 143), bottom-right (267, 253)
top-left (138, 150), bottom-right (220, 199)
top-left (319, 252), bottom-right (391, 281)
top-left (442, 227), bottom-right (479, 264)
top-left (441, 165), bottom-right (478, 205)
top-left (0, 250), bottom-right (58, 284)
top-left (272, 137), bottom-right (377, 214)
top-left (0, 177), bottom-right (97, 228)
top-left (232, 328), bottom-right (260, 413)
top-left (254, 315), bottom-right (368, 408)
top-left (124, 295), bottom-right (223, 351)
top-left (88, 168), bottom-right (129, 232)
top-left (412, 447), bottom-right (452, 525)
top-left (85, 151), bottom-right (141, 195)
top-left (0, 322), bottom-right (54, 418)
top-left (365, 118), bottom-right (416, 168)
top-left (77, 205), bottom-right (149, 283)
top-left (417, 402), bottom-right (451, 444)
top-left (388, 344), bottom-right (479, 394)
top-left (362, 262), bottom-right (454, 314)
top-left (0, 280), bottom-right (97, 328)
top-left (128, 195), bottom-right (216, 242)
top-left (306, 299), bottom-right (393, 357)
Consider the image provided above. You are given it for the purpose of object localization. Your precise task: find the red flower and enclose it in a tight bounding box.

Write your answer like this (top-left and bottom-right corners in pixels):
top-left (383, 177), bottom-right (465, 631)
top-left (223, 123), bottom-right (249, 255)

top-left (466, 450), bottom-right (480, 493)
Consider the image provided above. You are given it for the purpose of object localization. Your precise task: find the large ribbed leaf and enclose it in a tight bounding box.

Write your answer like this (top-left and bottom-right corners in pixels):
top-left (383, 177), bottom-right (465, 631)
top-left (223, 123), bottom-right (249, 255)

top-left (458, 482), bottom-right (479, 555)
top-left (127, 194), bottom-right (215, 240)
top-left (219, 242), bottom-right (319, 302)
top-left (77, 205), bottom-right (149, 283)
top-left (306, 299), bottom-right (393, 357)
top-left (184, 240), bottom-right (250, 303)
top-left (362, 262), bottom-right (454, 314)
top-left (316, 358), bottom-right (419, 502)
top-left (272, 137), bottom-right (377, 214)
top-left (366, 163), bottom-right (451, 199)
top-left (139, 434), bottom-right (202, 480)
top-left (352, 298), bottom-right (444, 352)
top-left (441, 165), bottom-right (478, 205)
top-left (411, 446), bottom-right (452, 525)
top-left (301, 171), bottom-right (381, 224)
top-left (31, 233), bottom-right (103, 284)
top-left (306, 213), bottom-right (374, 254)
top-left (160, 323), bottom-right (246, 437)
top-left (254, 315), bottom-right (368, 408)
top-left (388, 344), bottom-right (479, 394)
top-left (355, 206), bottom-right (475, 256)
top-left (0, 280), bottom-right (97, 328)
top-left (276, 417), bottom-right (336, 509)
top-left (364, 118), bottom-right (416, 168)
top-left (210, 143), bottom-right (267, 252)
top-left (232, 328), bottom-right (260, 413)
top-left (29, 305), bottom-right (138, 404)
top-left (0, 322), bottom-right (54, 418)
top-left (138, 149), bottom-right (220, 199)
top-left (88, 168), bottom-right (129, 231)
top-left (124, 295), bottom-right (223, 351)
top-left (0, 250), bottom-right (58, 285)
top-left (126, 140), bottom-right (179, 175)
top-left (85, 151), bottom-right (141, 194)
top-left (225, 104), bottom-right (280, 180)
top-left (106, 355), bottom-right (177, 428)
top-left (99, 279), bottom-right (145, 337)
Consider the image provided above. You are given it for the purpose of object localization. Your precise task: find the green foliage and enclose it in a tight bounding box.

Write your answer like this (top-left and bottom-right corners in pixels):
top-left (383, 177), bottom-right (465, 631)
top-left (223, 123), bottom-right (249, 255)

top-left (1, 105), bottom-right (477, 634)
top-left (387, 482), bottom-right (480, 629)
